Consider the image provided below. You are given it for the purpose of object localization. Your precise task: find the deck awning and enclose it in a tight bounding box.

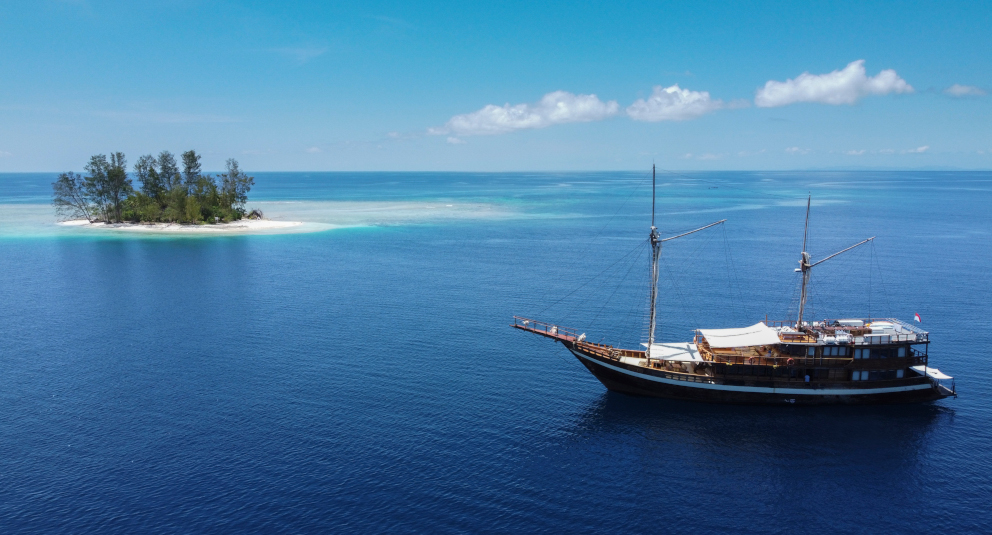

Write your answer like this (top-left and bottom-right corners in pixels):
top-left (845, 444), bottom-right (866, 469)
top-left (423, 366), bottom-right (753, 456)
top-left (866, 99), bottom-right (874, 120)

top-left (698, 323), bottom-right (780, 348)
top-left (910, 366), bottom-right (953, 380)
top-left (641, 342), bottom-right (703, 362)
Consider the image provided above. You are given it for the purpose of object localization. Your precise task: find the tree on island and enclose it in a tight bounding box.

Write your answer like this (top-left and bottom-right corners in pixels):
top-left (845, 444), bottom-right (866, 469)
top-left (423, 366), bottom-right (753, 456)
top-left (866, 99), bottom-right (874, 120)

top-left (52, 150), bottom-right (255, 224)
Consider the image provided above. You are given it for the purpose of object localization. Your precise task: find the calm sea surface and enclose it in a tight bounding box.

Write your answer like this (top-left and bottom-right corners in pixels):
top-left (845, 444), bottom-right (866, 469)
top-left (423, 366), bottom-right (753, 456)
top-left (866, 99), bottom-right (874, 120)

top-left (1, 171), bottom-right (990, 533)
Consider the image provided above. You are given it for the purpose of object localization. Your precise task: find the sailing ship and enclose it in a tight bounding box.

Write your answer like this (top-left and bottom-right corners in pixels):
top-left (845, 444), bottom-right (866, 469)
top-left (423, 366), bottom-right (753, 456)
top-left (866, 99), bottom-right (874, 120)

top-left (513, 167), bottom-right (955, 404)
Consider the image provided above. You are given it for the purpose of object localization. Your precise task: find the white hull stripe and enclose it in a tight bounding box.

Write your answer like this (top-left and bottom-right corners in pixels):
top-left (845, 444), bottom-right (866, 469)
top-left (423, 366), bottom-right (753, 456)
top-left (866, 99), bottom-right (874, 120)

top-left (572, 351), bottom-right (933, 396)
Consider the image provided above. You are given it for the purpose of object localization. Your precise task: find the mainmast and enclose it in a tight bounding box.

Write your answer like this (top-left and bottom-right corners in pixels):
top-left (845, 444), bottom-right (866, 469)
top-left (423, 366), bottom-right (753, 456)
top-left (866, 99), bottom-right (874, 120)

top-left (796, 196), bottom-right (812, 329)
top-left (795, 196), bottom-right (874, 329)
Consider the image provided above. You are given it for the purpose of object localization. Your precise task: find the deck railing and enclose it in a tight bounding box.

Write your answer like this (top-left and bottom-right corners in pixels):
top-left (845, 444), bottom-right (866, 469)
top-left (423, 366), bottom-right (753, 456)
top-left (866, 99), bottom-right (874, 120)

top-left (512, 316), bottom-right (646, 361)
top-left (512, 316), bottom-right (581, 341)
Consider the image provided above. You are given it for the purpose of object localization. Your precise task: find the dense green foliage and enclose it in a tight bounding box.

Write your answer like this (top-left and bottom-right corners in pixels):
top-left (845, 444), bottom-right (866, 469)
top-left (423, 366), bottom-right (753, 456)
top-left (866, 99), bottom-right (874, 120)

top-left (52, 150), bottom-right (254, 224)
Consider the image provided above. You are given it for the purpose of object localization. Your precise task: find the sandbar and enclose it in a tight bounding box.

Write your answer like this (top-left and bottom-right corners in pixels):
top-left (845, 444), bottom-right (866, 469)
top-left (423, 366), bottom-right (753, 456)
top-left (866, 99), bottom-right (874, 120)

top-left (58, 219), bottom-right (306, 234)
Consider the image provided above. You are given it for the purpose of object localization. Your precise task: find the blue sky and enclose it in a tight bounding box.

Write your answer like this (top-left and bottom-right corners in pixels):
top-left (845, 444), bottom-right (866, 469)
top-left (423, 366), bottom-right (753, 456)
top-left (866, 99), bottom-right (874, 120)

top-left (0, 0), bottom-right (989, 171)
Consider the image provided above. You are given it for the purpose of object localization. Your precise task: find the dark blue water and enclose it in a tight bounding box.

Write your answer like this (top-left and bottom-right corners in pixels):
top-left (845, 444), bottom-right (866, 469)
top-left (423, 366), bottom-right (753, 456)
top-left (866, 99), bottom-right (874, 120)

top-left (1, 172), bottom-right (990, 533)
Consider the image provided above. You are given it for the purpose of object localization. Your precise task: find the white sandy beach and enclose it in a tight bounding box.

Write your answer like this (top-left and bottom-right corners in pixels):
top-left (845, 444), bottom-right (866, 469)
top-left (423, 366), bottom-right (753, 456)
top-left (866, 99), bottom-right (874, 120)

top-left (0, 201), bottom-right (513, 238)
top-left (58, 218), bottom-right (304, 234)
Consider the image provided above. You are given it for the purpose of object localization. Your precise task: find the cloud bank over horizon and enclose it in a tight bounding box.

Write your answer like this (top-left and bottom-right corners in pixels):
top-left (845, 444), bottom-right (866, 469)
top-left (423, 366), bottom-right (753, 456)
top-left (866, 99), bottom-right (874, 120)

top-left (432, 60), bottom-right (923, 140)
top-left (754, 60), bottom-right (913, 107)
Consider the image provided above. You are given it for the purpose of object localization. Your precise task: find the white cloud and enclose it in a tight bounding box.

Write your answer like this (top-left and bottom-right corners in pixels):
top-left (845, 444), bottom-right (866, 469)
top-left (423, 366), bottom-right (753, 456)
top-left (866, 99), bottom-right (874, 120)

top-left (944, 84), bottom-right (986, 97)
top-left (446, 137), bottom-right (466, 144)
top-left (846, 149), bottom-right (866, 155)
top-left (697, 153), bottom-right (724, 160)
top-left (785, 147), bottom-right (810, 154)
top-left (905, 145), bottom-right (929, 153)
top-left (434, 91), bottom-right (619, 136)
top-left (305, 147), bottom-right (323, 153)
top-left (0, 150), bottom-right (11, 157)
top-left (626, 84), bottom-right (723, 121)
top-left (755, 60), bottom-right (914, 107)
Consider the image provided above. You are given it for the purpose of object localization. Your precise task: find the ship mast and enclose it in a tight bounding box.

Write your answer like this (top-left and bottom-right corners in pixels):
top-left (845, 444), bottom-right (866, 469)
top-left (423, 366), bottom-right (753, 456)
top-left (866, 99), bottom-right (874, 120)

top-left (646, 165), bottom-right (725, 357)
top-left (648, 165), bottom-right (661, 350)
top-left (795, 196), bottom-right (875, 329)
top-left (796, 196), bottom-right (812, 330)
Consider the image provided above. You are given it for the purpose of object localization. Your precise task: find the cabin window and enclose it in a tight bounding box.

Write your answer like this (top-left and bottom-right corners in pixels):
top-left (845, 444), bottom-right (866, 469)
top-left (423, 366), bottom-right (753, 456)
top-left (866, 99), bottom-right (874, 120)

top-left (839, 347), bottom-right (847, 356)
top-left (852, 371), bottom-right (860, 381)
top-left (807, 347), bottom-right (816, 356)
top-left (898, 347), bottom-right (906, 357)
top-left (872, 347), bottom-right (894, 359)
top-left (854, 348), bottom-right (869, 359)
top-left (860, 370), bottom-right (869, 381)
top-left (897, 369), bottom-right (904, 378)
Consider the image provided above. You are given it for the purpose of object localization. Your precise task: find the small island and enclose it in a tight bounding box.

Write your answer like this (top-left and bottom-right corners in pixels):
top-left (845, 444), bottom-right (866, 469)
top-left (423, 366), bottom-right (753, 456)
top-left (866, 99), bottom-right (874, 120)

top-left (52, 149), bottom-right (275, 229)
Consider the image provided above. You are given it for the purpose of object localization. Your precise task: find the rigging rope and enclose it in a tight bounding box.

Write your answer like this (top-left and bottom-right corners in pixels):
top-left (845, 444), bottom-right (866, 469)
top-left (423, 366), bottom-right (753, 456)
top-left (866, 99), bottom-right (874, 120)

top-left (527, 173), bottom-right (651, 317)
top-left (660, 253), bottom-right (701, 333)
top-left (591, 245), bottom-right (648, 340)
top-left (722, 225), bottom-right (749, 323)
top-left (534, 238), bottom-right (649, 318)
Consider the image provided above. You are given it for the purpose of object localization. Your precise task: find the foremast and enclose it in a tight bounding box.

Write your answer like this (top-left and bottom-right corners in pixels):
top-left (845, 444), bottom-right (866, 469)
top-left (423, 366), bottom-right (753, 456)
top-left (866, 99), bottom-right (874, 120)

top-left (646, 164), bottom-right (724, 358)
top-left (647, 165), bottom-right (661, 350)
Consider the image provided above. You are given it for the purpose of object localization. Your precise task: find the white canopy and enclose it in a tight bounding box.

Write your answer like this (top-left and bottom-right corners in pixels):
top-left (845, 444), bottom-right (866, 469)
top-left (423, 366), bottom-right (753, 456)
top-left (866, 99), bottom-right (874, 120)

top-left (910, 366), bottom-right (953, 380)
top-left (698, 323), bottom-right (780, 348)
top-left (641, 342), bottom-right (703, 362)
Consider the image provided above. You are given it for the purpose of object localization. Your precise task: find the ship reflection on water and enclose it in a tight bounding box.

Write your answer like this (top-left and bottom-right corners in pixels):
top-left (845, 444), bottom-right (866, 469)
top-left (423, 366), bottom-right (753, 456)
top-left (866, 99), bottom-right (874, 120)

top-left (570, 390), bottom-right (950, 451)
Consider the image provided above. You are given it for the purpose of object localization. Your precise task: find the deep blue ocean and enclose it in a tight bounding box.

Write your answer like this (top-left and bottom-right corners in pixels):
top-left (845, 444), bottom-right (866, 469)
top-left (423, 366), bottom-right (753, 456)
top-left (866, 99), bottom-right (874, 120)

top-left (1, 171), bottom-right (990, 533)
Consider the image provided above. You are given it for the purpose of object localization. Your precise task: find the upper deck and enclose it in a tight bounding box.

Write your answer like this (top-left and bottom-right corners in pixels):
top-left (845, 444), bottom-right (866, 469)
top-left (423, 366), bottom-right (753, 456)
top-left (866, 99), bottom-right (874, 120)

top-left (763, 318), bottom-right (929, 346)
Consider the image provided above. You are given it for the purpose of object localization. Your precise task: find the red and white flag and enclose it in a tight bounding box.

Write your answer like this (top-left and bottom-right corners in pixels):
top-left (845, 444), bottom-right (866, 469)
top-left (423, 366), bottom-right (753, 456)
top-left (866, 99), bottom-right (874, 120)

top-left (914, 313), bottom-right (922, 323)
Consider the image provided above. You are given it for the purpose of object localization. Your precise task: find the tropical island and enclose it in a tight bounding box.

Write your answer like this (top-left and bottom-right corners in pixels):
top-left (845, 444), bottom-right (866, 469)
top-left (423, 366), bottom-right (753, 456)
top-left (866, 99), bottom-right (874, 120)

top-left (52, 150), bottom-right (271, 228)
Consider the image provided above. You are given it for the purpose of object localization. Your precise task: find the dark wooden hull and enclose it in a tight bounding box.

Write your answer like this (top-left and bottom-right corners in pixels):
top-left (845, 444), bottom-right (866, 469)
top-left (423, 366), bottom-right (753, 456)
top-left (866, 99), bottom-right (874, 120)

top-left (569, 347), bottom-right (951, 405)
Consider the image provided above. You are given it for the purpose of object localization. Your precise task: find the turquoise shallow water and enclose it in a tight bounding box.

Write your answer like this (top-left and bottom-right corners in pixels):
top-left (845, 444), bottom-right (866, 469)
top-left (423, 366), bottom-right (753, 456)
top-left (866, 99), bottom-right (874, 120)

top-left (0, 171), bottom-right (990, 533)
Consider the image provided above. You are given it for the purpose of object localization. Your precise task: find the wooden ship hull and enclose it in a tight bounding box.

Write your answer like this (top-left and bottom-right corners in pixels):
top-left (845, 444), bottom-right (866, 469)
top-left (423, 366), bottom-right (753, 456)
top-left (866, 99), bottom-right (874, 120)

top-left (514, 318), bottom-right (955, 405)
